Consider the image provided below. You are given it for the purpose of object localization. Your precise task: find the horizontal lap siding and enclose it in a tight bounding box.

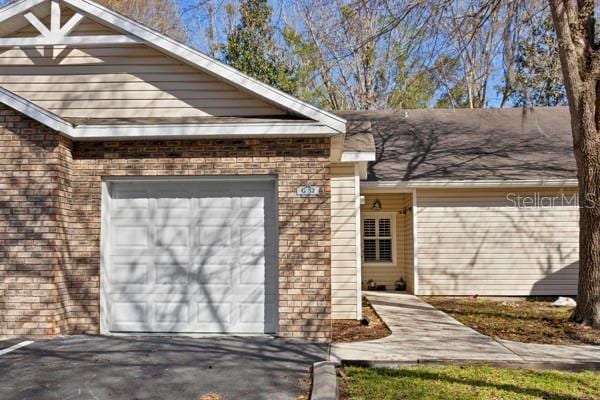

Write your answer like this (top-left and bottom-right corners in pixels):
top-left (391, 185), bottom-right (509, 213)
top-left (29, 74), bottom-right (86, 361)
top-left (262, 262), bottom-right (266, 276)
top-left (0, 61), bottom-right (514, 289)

top-left (0, 12), bottom-right (285, 119)
top-left (331, 164), bottom-right (357, 319)
top-left (416, 188), bottom-right (579, 296)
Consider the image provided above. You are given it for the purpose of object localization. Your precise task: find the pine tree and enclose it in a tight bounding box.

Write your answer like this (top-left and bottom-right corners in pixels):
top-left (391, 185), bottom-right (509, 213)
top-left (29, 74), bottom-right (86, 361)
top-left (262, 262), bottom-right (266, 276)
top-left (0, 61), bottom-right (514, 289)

top-left (223, 0), bottom-right (297, 94)
top-left (511, 13), bottom-right (566, 107)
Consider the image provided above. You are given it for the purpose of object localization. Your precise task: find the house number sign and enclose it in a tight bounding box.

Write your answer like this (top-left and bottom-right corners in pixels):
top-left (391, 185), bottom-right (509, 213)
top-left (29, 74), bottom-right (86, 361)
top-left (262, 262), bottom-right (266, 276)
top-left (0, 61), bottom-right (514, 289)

top-left (296, 185), bottom-right (320, 197)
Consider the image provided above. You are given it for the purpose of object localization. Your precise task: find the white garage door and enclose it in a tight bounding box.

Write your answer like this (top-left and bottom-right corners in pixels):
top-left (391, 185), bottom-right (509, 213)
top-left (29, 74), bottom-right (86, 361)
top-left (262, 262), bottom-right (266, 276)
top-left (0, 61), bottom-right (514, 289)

top-left (101, 178), bottom-right (278, 334)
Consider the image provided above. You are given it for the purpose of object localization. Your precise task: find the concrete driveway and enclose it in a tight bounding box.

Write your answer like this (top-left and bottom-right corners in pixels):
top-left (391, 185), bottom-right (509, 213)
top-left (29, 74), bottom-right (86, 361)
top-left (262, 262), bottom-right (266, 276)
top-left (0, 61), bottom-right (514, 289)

top-left (0, 335), bottom-right (327, 400)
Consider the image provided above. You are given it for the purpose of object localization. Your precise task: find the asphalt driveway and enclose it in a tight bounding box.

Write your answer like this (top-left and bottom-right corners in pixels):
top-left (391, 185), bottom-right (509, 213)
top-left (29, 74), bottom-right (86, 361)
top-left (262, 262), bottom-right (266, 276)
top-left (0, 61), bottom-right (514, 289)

top-left (0, 335), bottom-right (327, 400)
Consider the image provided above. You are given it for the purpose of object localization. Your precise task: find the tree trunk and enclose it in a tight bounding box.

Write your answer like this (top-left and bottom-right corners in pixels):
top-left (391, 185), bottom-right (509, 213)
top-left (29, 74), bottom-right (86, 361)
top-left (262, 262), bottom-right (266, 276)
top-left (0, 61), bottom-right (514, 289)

top-left (573, 120), bottom-right (600, 327)
top-left (549, 0), bottom-right (600, 328)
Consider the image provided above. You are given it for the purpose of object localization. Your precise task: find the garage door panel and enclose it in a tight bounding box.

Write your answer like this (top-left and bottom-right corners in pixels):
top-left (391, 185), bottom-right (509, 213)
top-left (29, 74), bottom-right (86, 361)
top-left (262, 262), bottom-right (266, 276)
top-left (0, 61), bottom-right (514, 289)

top-left (155, 263), bottom-right (190, 285)
top-left (197, 302), bottom-right (231, 324)
top-left (112, 225), bottom-right (150, 248)
top-left (156, 194), bottom-right (193, 209)
top-left (103, 179), bottom-right (277, 334)
top-left (109, 261), bottom-right (149, 285)
top-left (112, 189), bottom-right (150, 207)
top-left (111, 302), bottom-right (147, 323)
top-left (154, 302), bottom-right (190, 323)
top-left (238, 303), bottom-right (264, 323)
top-left (240, 226), bottom-right (265, 245)
top-left (195, 226), bottom-right (233, 246)
top-left (239, 264), bottom-right (266, 284)
top-left (197, 264), bottom-right (231, 284)
top-left (155, 226), bottom-right (190, 248)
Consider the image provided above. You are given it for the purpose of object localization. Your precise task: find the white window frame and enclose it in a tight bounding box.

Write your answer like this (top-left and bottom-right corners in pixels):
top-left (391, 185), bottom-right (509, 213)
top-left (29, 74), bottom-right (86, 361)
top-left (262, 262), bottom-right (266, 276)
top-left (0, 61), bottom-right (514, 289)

top-left (361, 212), bottom-right (397, 267)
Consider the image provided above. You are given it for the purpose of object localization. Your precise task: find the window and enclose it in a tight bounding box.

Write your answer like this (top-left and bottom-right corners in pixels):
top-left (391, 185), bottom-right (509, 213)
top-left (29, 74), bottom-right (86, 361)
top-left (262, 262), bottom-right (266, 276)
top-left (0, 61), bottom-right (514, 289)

top-left (362, 213), bottom-right (396, 265)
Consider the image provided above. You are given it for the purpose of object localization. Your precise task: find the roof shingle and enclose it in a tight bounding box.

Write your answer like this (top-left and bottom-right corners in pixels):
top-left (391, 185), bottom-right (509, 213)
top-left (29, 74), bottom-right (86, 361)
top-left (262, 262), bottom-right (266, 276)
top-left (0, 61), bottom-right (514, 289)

top-left (339, 107), bottom-right (576, 182)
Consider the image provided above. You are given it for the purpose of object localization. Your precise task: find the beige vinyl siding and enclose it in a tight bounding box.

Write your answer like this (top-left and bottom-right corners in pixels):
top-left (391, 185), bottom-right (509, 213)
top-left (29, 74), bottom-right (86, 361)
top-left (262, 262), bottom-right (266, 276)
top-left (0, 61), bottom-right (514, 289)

top-left (416, 188), bottom-right (579, 296)
top-left (0, 11), bottom-right (285, 119)
top-left (360, 193), bottom-right (413, 290)
top-left (331, 163), bottom-right (359, 319)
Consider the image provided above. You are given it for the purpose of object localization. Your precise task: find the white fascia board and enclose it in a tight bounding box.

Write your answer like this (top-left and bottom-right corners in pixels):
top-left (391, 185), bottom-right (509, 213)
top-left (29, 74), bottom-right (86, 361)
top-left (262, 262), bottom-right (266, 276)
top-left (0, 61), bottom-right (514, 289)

top-left (0, 0), bottom-right (45, 24)
top-left (340, 151), bottom-right (376, 162)
top-left (361, 179), bottom-right (580, 193)
top-left (73, 122), bottom-right (338, 140)
top-left (0, 87), bottom-right (75, 136)
top-left (62, 0), bottom-right (347, 133)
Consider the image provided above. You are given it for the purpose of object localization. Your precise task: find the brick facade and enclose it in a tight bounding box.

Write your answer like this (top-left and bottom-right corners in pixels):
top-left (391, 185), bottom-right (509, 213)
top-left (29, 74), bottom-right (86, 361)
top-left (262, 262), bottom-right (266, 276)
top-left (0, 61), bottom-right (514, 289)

top-left (0, 104), bottom-right (332, 341)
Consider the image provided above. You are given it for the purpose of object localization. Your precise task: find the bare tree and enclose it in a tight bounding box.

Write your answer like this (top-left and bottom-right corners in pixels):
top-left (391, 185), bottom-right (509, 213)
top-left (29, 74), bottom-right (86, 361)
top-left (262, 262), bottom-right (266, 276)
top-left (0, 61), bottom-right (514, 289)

top-left (99, 0), bottom-right (188, 42)
top-left (549, 0), bottom-right (600, 328)
top-left (285, 0), bottom-right (441, 110)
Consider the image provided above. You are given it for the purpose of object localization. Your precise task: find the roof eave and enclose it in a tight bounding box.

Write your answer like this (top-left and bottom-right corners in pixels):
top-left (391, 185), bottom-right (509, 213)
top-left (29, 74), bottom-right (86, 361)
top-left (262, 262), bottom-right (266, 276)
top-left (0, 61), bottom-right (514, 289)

top-left (361, 179), bottom-right (580, 192)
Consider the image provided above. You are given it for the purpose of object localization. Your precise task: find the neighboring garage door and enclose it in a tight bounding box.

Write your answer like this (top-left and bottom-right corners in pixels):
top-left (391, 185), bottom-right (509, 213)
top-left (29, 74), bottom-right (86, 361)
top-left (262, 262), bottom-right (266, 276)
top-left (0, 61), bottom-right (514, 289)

top-left (101, 178), bottom-right (278, 334)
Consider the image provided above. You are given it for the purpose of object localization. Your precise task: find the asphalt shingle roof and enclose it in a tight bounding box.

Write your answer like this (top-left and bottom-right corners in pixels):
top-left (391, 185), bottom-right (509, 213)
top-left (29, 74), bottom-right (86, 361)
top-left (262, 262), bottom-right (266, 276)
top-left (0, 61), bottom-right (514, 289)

top-left (339, 107), bottom-right (577, 182)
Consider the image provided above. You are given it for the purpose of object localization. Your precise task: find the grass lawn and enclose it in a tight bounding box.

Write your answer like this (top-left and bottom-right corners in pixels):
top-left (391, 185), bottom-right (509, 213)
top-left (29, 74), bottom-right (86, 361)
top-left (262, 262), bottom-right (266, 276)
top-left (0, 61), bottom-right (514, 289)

top-left (340, 365), bottom-right (600, 400)
top-left (423, 297), bottom-right (599, 345)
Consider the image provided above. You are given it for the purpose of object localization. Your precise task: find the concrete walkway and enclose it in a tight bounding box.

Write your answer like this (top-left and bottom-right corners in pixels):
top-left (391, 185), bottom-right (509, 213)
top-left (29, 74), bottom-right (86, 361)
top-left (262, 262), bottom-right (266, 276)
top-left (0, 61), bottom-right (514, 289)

top-left (330, 292), bottom-right (600, 366)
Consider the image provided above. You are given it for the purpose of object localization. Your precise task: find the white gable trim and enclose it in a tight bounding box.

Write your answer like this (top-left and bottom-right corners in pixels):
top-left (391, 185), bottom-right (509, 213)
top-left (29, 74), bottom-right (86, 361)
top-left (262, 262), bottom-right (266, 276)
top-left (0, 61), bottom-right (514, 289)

top-left (0, 86), bottom-right (75, 135)
top-left (0, 87), bottom-right (338, 139)
top-left (0, 0), bottom-right (345, 133)
top-left (0, 0), bottom-right (45, 23)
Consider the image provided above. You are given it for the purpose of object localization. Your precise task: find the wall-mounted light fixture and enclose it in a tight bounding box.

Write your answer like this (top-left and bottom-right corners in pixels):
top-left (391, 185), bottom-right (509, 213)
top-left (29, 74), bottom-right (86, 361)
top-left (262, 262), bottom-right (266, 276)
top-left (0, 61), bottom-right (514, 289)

top-left (371, 199), bottom-right (382, 210)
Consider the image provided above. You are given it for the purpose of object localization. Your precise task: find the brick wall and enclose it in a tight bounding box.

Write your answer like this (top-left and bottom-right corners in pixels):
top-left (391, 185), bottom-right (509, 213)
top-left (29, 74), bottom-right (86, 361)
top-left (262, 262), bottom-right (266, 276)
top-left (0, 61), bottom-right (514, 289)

top-left (0, 105), bottom-right (71, 336)
top-left (0, 104), bottom-right (333, 340)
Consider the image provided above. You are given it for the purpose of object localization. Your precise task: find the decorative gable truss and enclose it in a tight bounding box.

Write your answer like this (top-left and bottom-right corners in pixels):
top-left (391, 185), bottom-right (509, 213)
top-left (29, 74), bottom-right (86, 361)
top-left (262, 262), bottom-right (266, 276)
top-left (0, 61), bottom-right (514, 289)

top-left (0, 0), bottom-right (141, 47)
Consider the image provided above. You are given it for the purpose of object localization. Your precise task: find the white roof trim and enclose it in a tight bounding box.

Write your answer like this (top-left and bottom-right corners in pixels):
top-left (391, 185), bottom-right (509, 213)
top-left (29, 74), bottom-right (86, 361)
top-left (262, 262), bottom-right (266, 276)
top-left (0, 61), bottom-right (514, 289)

top-left (0, 86), bottom-right (75, 135)
top-left (361, 179), bottom-right (579, 192)
top-left (74, 122), bottom-right (339, 140)
top-left (50, 0), bottom-right (345, 133)
top-left (0, 87), bottom-right (337, 139)
top-left (0, 0), bottom-right (45, 24)
top-left (340, 151), bottom-right (376, 162)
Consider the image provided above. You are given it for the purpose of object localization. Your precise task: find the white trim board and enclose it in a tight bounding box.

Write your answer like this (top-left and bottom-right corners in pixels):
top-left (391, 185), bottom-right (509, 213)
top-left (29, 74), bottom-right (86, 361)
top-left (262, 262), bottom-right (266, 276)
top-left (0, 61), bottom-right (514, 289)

top-left (0, 0), bottom-right (346, 133)
top-left (0, 35), bottom-right (142, 46)
top-left (340, 151), bottom-right (376, 162)
top-left (353, 163), bottom-right (362, 320)
top-left (361, 179), bottom-right (579, 192)
top-left (74, 122), bottom-right (339, 139)
top-left (411, 189), bottom-right (419, 295)
top-left (0, 87), bottom-right (339, 139)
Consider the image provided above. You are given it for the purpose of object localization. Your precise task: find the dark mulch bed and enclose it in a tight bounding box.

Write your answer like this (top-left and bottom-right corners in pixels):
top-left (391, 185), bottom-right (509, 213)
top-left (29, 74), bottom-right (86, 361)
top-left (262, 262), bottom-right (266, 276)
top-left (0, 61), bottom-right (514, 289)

top-left (332, 298), bottom-right (391, 343)
top-left (424, 297), bottom-right (600, 345)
